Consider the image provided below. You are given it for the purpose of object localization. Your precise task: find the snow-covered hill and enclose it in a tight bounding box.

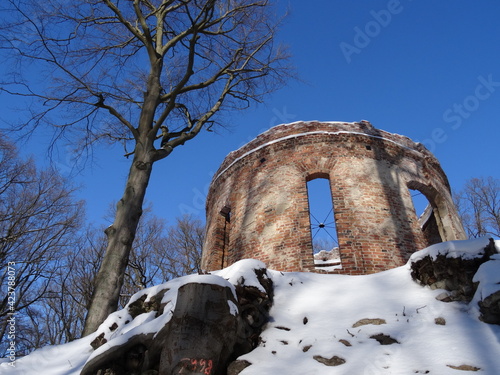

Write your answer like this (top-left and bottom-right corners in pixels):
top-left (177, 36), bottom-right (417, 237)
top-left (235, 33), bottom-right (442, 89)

top-left (2, 238), bottom-right (500, 375)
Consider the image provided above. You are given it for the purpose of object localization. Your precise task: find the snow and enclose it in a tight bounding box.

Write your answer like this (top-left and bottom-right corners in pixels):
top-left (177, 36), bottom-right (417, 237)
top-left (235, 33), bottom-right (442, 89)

top-left (2, 241), bottom-right (500, 375)
top-left (239, 265), bottom-right (500, 374)
top-left (313, 249), bottom-right (342, 271)
top-left (471, 252), bottom-right (500, 312)
top-left (409, 236), bottom-right (495, 262)
top-left (0, 335), bottom-right (94, 375)
top-left (214, 259), bottom-right (269, 294)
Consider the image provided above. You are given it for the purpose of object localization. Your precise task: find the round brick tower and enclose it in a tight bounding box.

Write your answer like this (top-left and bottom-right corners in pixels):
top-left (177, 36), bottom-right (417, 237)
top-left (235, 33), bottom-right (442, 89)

top-left (201, 121), bottom-right (466, 274)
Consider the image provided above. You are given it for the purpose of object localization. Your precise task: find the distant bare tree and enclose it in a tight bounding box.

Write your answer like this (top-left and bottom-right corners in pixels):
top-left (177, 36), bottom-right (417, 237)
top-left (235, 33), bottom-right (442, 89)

top-left (0, 136), bottom-right (83, 355)
top-left (0, 0), bottom-right (290, 334)
top-left (312, 238), bottom-right (337, 254)
top-left (4, 225), bottom-right (107, 354)
top-left (161, 214), bottom-right (204, 279)
top-left (454, 177), bottom-right (500, 238)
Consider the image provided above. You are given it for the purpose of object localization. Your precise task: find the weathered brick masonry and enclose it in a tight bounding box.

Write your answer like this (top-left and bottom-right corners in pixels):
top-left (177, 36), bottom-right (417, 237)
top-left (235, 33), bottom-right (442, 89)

top-left (202, 121), bottom-right (466, 274)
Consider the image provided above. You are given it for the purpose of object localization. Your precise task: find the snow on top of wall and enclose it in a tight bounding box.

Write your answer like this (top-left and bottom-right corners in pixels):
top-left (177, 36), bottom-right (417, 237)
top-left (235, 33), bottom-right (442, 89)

top-left (213, 122), bottom-right (425, 184)
top-left (409, 237), bottom-right (495, 262)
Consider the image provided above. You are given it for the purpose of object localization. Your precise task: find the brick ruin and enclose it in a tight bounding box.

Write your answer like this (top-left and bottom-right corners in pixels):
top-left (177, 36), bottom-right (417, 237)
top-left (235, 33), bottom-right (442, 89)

top-left (201, 121), bottom-right (466, 275)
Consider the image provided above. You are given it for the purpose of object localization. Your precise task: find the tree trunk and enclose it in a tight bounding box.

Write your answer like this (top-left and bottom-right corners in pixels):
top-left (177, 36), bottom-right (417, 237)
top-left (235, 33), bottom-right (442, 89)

top-left (83, 144), bottom-right (154, 336)
top-left (83, 56), bottom-right (165, 335)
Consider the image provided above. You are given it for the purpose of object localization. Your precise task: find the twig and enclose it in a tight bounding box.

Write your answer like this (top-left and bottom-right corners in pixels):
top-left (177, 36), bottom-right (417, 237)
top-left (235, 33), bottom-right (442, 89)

top-left (416, 305), bottom-right (427, 313)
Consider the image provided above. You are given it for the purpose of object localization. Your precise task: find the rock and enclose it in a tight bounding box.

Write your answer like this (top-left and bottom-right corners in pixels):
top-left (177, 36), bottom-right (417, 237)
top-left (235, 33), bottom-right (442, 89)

top-left (446, 364), bottom-right (481, 371)
top-left (435, 292), bottom-right (453, 303)
top-left (128, 288), bottom-right (168, 319)
top-left (352, 318), bottom-right (386, 327)
top-left (434, 317), bottom-right (446, 325)
top-left (411, 254), bottom-right (484, 301)
top-left (370, 333), bottom-right (399, 345)
top-left (82, 282), bottom-right (238, 375)
top-left (81, 264), bottom-right (274, 375)
top-left (232, 267), bottom-right (274, 358)
top-left (472, 254), bottom-right (500, 324)
top-left (227, 360), bottom-right (251, 375)
top-left (154, 283), bottom-right (239, 375)
top-left (410, 239), bottom-right (497, 302)
top-left (477, 290), bottom-right (500, 325)
top-left (274, 326), bottom-right (291, 331)
top-left (90, 333), bottom-right (107, 350)
top-left (313, 355), bottom-right (346, 366)
top-left (83, 333), bottom-right (156, 375)
top-left (339, 339), bottom-right (351, 346)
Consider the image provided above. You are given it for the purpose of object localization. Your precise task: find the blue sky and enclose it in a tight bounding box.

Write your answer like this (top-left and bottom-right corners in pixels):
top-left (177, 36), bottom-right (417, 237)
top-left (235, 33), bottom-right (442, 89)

top-left (3, 0), bottom-right (500, 232)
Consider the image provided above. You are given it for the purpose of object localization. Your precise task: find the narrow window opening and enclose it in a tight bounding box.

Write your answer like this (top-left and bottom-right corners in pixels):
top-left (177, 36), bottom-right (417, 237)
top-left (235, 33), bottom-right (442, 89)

top-left (220, 205), bottom-right (231, 222)
top-left (307, 177), bottom-right (342, 271)
top-left (217, 206), bottom-right (231, 268)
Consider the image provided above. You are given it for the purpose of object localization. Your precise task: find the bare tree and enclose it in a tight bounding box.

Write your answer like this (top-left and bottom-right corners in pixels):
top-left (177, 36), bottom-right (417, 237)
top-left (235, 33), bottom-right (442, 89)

top-left (0, 136), bottom-right (83, 355)
top-left (120, 211), bottom-right (204, 305)
top-left (312, 237), bottom-right (337, 254)
top-left (161, 214), bottom-right (204, 278)
top-left (454, 177), bottom-right (500, 239)
top-left (15, 225), bottom-right (105, 353)
top-left (0, 0), bottom-right (290, 334)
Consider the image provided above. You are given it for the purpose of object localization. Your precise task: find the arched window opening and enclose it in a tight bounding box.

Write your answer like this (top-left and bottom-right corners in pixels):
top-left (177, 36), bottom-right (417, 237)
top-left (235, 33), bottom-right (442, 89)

top-left (306, 177), bottom-right (342, 270)
top-left (410, 189), bottom-right (429, 219)
top-left (409, 188), bottom-right (443, 245)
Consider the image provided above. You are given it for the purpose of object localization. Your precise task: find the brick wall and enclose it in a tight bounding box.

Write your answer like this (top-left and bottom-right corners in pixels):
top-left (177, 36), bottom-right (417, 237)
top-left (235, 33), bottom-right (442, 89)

top-left (202, 121), bottom-right (466, 274)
